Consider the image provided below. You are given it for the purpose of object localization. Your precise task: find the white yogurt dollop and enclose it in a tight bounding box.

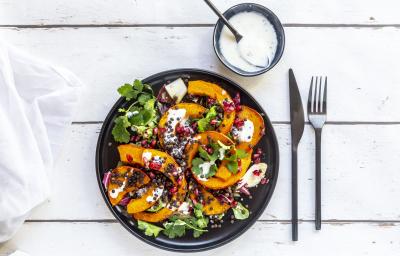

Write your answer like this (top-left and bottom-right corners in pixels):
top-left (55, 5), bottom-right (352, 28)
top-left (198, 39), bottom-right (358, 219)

top-left (219, 11), bottom-right (278, 72)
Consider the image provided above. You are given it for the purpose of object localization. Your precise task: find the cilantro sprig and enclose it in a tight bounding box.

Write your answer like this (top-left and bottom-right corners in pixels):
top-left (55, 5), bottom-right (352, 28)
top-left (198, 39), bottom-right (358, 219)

top-left (136, 204), bottom-right (209, 238)
top-left (163, 204), bottom-right (209, 238)
top-left (112, 80), bottom-right (158, 143)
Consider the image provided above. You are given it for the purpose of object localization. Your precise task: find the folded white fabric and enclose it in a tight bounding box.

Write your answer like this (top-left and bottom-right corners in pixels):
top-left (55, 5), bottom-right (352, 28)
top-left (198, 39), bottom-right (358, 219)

top-left (0, 41), bottom-right (83, 242)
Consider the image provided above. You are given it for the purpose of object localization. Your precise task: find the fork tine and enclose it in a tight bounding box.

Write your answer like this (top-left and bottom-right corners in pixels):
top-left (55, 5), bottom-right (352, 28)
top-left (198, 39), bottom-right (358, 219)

top-left (313, 76), bottom-right (318, 112)
top-left (308, 77), bottom-right (314, 113)
top-left (322, 77), bottom-right (327, 113)
top-left (319, 76), bottom-right (323, 112)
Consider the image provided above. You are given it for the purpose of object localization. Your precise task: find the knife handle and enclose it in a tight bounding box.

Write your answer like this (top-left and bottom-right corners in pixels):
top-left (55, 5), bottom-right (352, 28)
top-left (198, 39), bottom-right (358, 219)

top-left (291, 147), bottom-right (298, 241)
top-left (315, 129), bottom-right (322, 230)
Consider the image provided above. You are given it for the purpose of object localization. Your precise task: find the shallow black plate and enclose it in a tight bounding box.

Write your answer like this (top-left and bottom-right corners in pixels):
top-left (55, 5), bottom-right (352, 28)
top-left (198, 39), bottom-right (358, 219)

top-left (96, 69), bottom-right (279, 252)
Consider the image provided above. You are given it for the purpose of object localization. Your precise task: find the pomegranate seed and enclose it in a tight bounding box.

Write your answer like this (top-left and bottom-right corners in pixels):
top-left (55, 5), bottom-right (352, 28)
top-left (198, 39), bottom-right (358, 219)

top-left (130, 135), bottom-right (137, 142)
top-left (254, 158), bottom-right (261, 164)
top-left (233, 92), bottom-right (241, 106)
top-left (176, 125), bottom-right (185, 134)
top-left (126, 154), bottom-right (133, 162)
top-left (148, 172), bottom-right (155, 179)
top-left (231, 201), bottom-right (238, 207)
top-left (238, 158), bottom-right (242, 166)
top-left (235, 105), bottom-right (242, 112)
top-left (150, 139), bottom-right (157, 148)
top-left (141, 140), bottom-right (148, 147)
top-left (252, 153), bottom-right (260, 160)
top-left (159, 127), bottom-right (166, 133)
top-left (256, 148), bottom-right (263, 154)
top-left (191, 122), bottom-right (198, 130)
top-left (253, 169), bottom-right (261, 176)
top-left (149, 161), bottom-right (162, 170)
top-left (169, 186), bottom-right (178, 194)
top-left (153, 127), bottom-right (159, 135)
top-left (194, 188), bottom-right (199, 196)
top-left (234, 118), bottom-right (245, 128)
top-left (207, 147), bottom-right (213, 154)
top-left (261, 178), bottom-right (269, 184)
top-left (210, 119), bottom-right (218, 125)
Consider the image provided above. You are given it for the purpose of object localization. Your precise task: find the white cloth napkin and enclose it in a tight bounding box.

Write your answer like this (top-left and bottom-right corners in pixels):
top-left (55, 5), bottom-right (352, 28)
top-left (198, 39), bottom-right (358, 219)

top-left (0, 41), bottom-right (83, 242)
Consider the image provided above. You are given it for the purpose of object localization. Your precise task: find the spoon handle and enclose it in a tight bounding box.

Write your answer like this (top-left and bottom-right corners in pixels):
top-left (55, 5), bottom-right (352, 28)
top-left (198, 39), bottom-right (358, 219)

top-left (203, 0), bottom-right (242, 41)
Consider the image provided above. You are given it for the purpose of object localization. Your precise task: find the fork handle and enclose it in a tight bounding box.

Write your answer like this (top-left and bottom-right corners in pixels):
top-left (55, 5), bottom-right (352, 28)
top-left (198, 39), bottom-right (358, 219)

top-left (315, 129), bottom-right (322, 230)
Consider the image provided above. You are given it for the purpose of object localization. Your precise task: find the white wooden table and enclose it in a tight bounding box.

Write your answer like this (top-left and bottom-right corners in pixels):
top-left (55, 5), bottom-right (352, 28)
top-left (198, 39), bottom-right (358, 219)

top-left (1, 0), bottom-right (400, 255)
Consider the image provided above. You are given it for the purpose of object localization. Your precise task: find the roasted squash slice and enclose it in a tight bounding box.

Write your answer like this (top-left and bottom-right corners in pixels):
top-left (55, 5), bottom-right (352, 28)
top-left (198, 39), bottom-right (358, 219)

top-left (107, 166), bottom-right (150, 206)
top-left (158, 103), bottom-right (206, 146)
top-left (127, 184), bottom-right (163, 214)
top-left (118, 145), bottom-right (187, 222)
top-left (189, 186), bottom-right (230, 215)
top-left (233, 105), bottom-right (265, 150)
top-left (186, 131), bottom-right (235, 181)
top-left (193, 143), bottom-right (253, 190)
top-left (188, 80), bottom-right (235, 134)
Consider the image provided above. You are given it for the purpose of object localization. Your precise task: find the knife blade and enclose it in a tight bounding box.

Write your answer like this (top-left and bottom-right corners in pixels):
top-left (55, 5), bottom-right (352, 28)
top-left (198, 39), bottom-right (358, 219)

top-left (289, 68), bottom-right (305, 241)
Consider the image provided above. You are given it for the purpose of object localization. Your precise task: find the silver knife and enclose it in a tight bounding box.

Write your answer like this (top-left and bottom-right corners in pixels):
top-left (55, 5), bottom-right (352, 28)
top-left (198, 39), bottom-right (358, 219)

top-left (289, 68), bottom-right (305, 241)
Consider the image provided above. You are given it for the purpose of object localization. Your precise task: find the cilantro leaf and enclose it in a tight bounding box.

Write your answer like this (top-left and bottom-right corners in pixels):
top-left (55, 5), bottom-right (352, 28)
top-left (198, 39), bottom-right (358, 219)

top-left (117, 83), bottom-right (140, 101)
top-left (193, 203), bottom-right (204, 219)
top-left (197, 106), bottom-right (218, 132)
top-left (163, 219), bottom-right (187, 238)
top-left (226, 160), bottom-right (239, 174)
top-left (137, 93), bottom-right (152, 105)
top-left (137, 220), bottom-right (164, 237)
top-left (236, 149), bottom-right (248, 159)
top-left (111, 116), bottom-right (131, 143)
top-left (232, 202), bottom-right (250, 220)
top-left (133, 79), bottom-right (144, 92)
top-left (191, 158), bottom-right (204, 177)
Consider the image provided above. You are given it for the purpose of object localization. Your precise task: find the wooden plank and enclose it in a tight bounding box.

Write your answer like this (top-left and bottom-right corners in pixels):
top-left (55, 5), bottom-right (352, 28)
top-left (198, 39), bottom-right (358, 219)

top-left (1, 222), bottom-right (399, 255)
top-left (1, 26), bottom-right (400, 122)
top-left (28, 123), bottom-right (400, 221)
top-left (0, 0), bottom-right (399, 25)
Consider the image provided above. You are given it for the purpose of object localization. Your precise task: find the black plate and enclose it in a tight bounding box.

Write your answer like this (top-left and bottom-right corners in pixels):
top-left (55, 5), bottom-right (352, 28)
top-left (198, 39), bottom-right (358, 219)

top-left (96, 69), bottom-right (279, 252)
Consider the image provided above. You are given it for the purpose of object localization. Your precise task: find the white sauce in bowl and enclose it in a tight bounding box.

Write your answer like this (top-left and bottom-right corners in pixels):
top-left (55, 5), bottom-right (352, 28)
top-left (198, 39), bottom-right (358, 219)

top-left (218, 11), bottom-right (278, 72)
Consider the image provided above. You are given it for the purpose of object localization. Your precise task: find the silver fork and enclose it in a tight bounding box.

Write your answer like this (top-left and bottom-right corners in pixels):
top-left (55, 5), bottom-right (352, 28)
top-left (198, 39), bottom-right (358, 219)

top-left (307, 76), bottom-right (327, 231)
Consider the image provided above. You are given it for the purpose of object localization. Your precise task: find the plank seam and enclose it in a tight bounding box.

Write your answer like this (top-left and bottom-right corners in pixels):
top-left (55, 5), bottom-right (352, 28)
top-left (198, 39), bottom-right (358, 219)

top-left (25, 219), bottom-right (400, 223)
top-left (1, 24), bottom-right (400, 29)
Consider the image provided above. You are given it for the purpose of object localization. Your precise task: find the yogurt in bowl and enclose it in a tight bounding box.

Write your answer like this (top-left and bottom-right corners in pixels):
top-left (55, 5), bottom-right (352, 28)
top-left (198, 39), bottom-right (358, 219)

top-left (213, 4), bottom-right (285, 76)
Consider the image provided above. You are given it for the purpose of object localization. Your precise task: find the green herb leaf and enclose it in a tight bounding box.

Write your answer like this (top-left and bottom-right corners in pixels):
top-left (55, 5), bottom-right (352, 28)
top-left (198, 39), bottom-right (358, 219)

top-left (191, 157), bottom-right (205, 177)
top-left (133, 79), bottom-right (144, 92)
top-left (117, 83), bottom-right (139, 101)
top-left (193, 203), bottom-right (204, 219)
top-left (226, 160), bottom-right (239, 174)
top-left (137, 220), bottom-right (164, 237)
top-left (137, 93), bottom-right (152, 105)
top-left (236, 149), bottom-right (248, 159)
top-left (232, 202), bottom-right (250, 220)
top-left (163, 219), bottom-right (187, 238)
top-left (111, 116), bottom-right (131, 143)
top-left (197, 106), bottom-right (218, 132)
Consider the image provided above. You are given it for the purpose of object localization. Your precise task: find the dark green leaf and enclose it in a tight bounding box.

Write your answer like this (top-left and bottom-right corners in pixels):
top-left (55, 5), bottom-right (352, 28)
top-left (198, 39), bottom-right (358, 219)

top-left (117, 83), bottom-right (139, 100)
top-left (191, 157), bottom-right (204, 176)
top-left (137, 93), bottom-right (152, 105)
top-left (226, 160), bottom-right (239, 174)
top-left (137, 220), bottom-right (164, 237)
top-left (133, 79), bottom-right (144, 92)
top-left (112, 116), bottom-right (131, 143)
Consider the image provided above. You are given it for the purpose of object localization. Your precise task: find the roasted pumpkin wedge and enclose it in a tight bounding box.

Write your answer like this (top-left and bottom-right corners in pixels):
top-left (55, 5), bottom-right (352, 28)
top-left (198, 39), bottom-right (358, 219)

top-left (126, 184), bottom-right (163, 214)
top-left (158, 103), bottom-right (206, 146)
top-left (233, 105), bottom-right (265, 150)
top-left (193, 143), bottom-right (253, 190)
top-left (118, 145), bottom-right (187, 222)
top-left (189, 185), bottom-right (230, 215)
top-left (188, 80), bottom-right (235, 134)
top-left (107, 166), bottom-right (150, 206)
top-left (186, 131), bottom-right (235, 181)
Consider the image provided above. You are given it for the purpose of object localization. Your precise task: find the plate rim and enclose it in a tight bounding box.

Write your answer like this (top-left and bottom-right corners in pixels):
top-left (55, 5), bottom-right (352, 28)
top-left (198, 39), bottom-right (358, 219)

top-left (95, 68), bottom-right (280, 252)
